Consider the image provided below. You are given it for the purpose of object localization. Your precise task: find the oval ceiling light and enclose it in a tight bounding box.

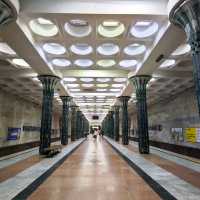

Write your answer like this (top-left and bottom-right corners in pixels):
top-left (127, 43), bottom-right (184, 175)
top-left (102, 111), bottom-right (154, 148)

top-left (29, 18), bottom-right (58, 37)
top-left (43, 43), bottom-right (66, 55)
top-left (98, 20), bottom-right (125, 38)
top-left (70, 88), bottom-right (81, 92)
top-left (96, 84), bottom-right (109, 88)
top-left (74, 59), bottom-right (93, 68)
top-left (52, 58), bottom-right (71, 67)
top-left (67, 83), bottom-right (79, 88)
top-left (0, 43), bottom-right (16, 55)
top-left (172, 44), bottom-right (191, 57)
top-left (12, 58), bottom-right (30, 68)
top-left (160, 59), bottom-right (176, 68)
top-left (97, 43), bottom-right (119, 56)
top-left (114, 77), bottom-right (127, 82)
top-left (70, 43), bottom-right (93, 55)
top-left (110, 88), bottom-right (121, 92)
top-left (82, 84), bottom-right (94, 88)
top-left (112, 84), bottom-right (124, 88)
top-left (96, 78), bottom-right (111, 83)
top-left (63, 77), bottom-right (77, 82)
top-left (97, 59), bottom-right (116, 68)
top-left (119, 59), bottom-right (138, 68)
top-left (64, 19), bottom-right (92, 37)
top-left (80, 78), bottom-right (94, 82)
top-left (124, 43), bottom-right (146, 56)
top-left (130, 21), bottom-right (159, 38)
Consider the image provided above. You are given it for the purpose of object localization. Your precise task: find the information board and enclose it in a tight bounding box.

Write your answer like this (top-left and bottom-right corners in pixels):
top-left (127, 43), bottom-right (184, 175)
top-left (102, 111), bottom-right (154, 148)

top-left (185, 128), bottom-right (197, 143)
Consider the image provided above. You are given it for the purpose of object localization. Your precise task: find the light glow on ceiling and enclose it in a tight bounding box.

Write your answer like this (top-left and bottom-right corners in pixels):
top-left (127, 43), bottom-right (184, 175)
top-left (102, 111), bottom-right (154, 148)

top-left (43, 43), bottom-right (66, 55)
top-left (96, 88), bottom-right (107, 92)
top-left (74, 59), bottom-right (93, 68)
top-left (82, 84), bottom-right (94, 88)
top-left (98, 20), bottom-right (125, 38)
top-left (172, 44), bottom-right (191, 57)
top-left (70, 88), bottom-right (81, 92)
top-left (70, 43), bottom-right (93, 55)
top-left (63, 77), bottom-right (77, 82)
top-left (67, 83), bottom-right (79, 88)
top-left (12, 58), bottom-right (30, 68)
top-left (29, 18), bottom-right (58, 37)
top-left (97, 59), bottom-right (116, 68)
top-left (130, 21), bottom-right (159, 38)
top-left (114, 77), bottom-right (127, 82)
top-left (119, 59), bottom-right (138, 68)
top-left (160, 59), bottom-right (176, 69)
top-left (96, 78), bottom-right (111, 83)
top-left (96, 84), bottom-right (109, 88)
top-left (97, 43), bottom-right (119, 56)
top-left (0, 43), bottom-right (16, 55)
top-left (110, 88), bottom-right (121, 92)
top-left (112, 84), bottom-right (124, 88)
top-left (64, 19), bottom-right (92, 37)
top-left (80, 78), bottom-right (94, 82)
top-left (52, 59), bottom-right (71, 67)
top-left (124, 44), bottom-right (146, 56)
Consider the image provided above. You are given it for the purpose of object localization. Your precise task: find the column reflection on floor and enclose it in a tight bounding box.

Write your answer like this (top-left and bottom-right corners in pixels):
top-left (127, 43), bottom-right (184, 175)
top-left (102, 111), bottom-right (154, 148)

top-left (28, 136), bottom-right (161, 200)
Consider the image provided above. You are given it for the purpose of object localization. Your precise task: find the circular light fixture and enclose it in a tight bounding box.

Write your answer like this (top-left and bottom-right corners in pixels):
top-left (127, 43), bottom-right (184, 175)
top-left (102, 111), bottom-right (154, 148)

top-left (96, 78), bottom-right (111, 83)
top-left (52, 58), bottom-right (71, 67)
top-left (172, 44), bottom-right (191, 57)
top-left (96, 84), bottom-right (109, 88)
top-left (97, 59), bottom-right (116, 68)
top-left (130, 21), bottom-right (159, 38)
top-left (114, 77), bottom-right (127, 82)
top-left (63, 77), bottom-right (77, 82)
top-left (96, 88), bottom-right (107, 92)
top-left (82, 84), bottom-right (94, 88)
top-left (119, 60), bottom-right (138, 68)
top-left (64, 19), bottom-right (92, 37)
top-left (29, 18), bottom-right (58, 37)
top-left (67, 83), bottom-right (79, 88)
top-left (43, 43), bottom-right (66, 55)
top-left (80, 78), bottom-right (94, 82)
top-left (0, 43), bottom-right (16, 55)
top-left (112, 84), bottom-right (124, 88)
top-left (98, 20), bottom-right (125, 38)
top-left (70, 43), bottom-right (93, 55)
top-left (160, 59), bottom-right (176, 68)
top-left (12, 58), bottom-right (30, 68)
top-left (74, 59), bottom-right (93, 68)
top-left (97, 43), bottom-right (119, 56)
top-left (124, 44), bottom-right (146, 56)
top-left (70, 88), bottom-right (81, 92)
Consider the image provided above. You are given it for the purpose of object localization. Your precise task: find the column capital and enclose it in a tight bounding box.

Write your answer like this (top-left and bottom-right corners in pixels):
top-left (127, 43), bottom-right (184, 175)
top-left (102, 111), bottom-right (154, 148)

top-left (38, 75), bottom-right (60, 90)
top-left (112, 105), bottom-right (120, 112)
top-left (129, 75), bottom-right (151, 87)
top-left (60, 96), bottom-right (72, 104)
top-left (118, 96), bottom-right (130, 103)
top-left (0, 0), bottom-right (20, 25)
top-left (169, 0), bottom-right (200, 52)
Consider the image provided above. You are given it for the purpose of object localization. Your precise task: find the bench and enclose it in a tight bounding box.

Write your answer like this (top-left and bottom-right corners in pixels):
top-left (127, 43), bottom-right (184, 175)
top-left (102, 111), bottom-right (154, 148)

top-left (44, 145), bottom-right (62, 157)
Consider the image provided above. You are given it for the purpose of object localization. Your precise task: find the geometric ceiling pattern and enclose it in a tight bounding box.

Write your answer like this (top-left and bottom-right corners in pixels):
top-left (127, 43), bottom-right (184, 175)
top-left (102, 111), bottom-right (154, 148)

top-left (0, 0), bottom-right (194, 124)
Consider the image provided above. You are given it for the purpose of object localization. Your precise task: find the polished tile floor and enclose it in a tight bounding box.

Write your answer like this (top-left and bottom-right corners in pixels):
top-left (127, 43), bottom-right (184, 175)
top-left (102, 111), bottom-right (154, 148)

top-left (28, 136), bottom-right (161, 200)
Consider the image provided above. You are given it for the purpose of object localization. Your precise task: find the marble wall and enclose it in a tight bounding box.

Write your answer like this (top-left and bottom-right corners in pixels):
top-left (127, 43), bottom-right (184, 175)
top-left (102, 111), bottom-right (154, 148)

top-left (0, 89), bottom-right (60, 147)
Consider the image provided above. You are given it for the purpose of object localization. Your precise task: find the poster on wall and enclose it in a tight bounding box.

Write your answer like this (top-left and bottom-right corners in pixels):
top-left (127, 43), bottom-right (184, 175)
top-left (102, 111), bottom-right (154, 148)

top-left (171, 128), bottom-right (184, 142)
top-left (196, 128), bottom-right (200, 143)
top-left (185, 128), bottom-right (197, 143)
top-left (7, 128), bottom-right (21, 140)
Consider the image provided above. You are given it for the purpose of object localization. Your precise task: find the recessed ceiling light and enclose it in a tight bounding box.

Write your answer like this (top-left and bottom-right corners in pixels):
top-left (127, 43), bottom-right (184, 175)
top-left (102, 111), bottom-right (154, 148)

top-left (67, 83), bottom-right (79, 88)
top-left (124, 44), bottom-right (146, 56)
top-left (97, 59), bottom-right (116, 68)
top-left (64, 19), bottom-right (92, 37)
top-left (114, 77), bottom-right (127, 82)
top-left (43, 43), bottom-right (66, 55)
top-left (96, 78), bottom-right (111, 83)
top-left (52, 59), bottom-right (71, 67)
top-left (70, 88), bottom-right (81, 92)
top-left (12, 58), bottom-right (30, 68)
top-left (97, 43), bottom-right (119, 56)
top-left (63, 77), bottom-right (77, 82)
top-left (98, 20), bottom-right (125, 38)
top-left (112, 84), bottom-right (124, 88)
top-left (74, 59), bottom-right (93, 68)
top-left (0, 43), bottom-right (16, 55)
top-left (29, 18), bottom-right (58, 37)
top-left (110, 88), bottom-right (121, 92)
top-left (130, 21), bottom-right (159, 38)
top-left (96, 84), bottom-right (109, 88)
top-left (80, 78), bottom-right (94, 82)
top-left (70, 43), bottom-right (93, 55)
top-left (96, 88), bottom-right (107, 92)
top-left (172, 44), bottom-right (191, 57)
top-left (82, 84), bottom-right (94, 88)
top-left (119, 60), bottom-right (138, 68)
top-left (160, 59), bottom-right (176, 68)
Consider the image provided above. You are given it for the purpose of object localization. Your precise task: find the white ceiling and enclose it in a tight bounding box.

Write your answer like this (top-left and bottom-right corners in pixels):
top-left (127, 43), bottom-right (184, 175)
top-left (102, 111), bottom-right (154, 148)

top-left (0, 0), bottom-right (194, 124)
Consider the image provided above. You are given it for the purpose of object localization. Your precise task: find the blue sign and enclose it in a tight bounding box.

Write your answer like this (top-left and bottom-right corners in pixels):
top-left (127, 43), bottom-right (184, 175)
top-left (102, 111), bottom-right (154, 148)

top-left (7, 127), bottom-right (21, 140)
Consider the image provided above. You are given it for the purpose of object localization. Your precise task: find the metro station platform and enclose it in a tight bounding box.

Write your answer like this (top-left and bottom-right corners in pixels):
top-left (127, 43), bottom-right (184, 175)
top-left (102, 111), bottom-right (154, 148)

top-left (0, 136), bottom-right (200, 200)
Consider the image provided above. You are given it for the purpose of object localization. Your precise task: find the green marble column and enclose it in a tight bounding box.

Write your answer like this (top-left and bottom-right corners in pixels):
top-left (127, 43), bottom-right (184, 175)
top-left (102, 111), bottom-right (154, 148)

top-left (113, 106), bottom-right (120, 142)
top-left (169, 0), bottom-right (200, 115)
top-left (118, 96), bottom-right (130, 145)
top-left (60, 96), bottom-right (72, 145)
top-left (38, 75), bottom-right (60, 154)
top-left (130, 75), bottom-right (151, 154)
top-left (70, 105), bottom-right (78, 142)
top-left (108, 111), bottom-right (114, 138)
top-left (76, 110), bottom-right (82, 139)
